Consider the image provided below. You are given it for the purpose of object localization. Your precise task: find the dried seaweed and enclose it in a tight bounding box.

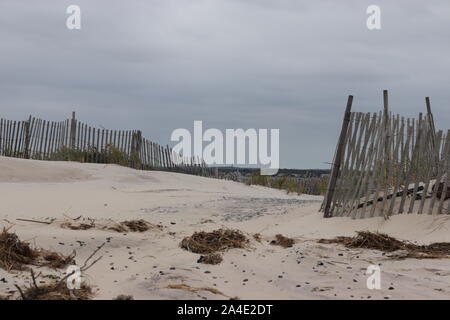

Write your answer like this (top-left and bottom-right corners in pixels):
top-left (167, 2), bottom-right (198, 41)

top-left (0, 227), bottom-right (75, 271)
top-left (20, 281), bottom-right (93, 300)
top-left (197, 253), bottom-right (223, 265)
top-left (167, 284), bottom-right (225, 297)
top-left (253, 233), bottom-right (262, 242)
top-left (113, 294), bottom-right (134, 300)
top-left (41, 251), bottom-right (76, 269)
top-left (318, 231), bottom-right (450, 259)
top-left (108, 219), bottom-right (159, 233)
top-left (0, 227), bottom-right (38, 271)
top-left (60, 222), bottom-right (94, 230)
top-left (180, 229), bottom-right (248, 254)
top-left (270, 234), bottom-right (295, 248)
top-left (15, 243), bottom-right (104, 300)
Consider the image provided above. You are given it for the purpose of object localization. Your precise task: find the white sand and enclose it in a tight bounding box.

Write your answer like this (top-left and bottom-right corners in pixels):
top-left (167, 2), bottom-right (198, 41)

top-left (1, 156), bottom-right (450, 300)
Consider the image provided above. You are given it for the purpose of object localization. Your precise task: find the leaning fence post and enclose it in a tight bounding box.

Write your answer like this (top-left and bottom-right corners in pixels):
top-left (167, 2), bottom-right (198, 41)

top-left (426, 97), bottom-right (439, 173)
top-left (426, 97), bottom-right (436, 141)
top-left (323, 95), bottom-right (353, 218)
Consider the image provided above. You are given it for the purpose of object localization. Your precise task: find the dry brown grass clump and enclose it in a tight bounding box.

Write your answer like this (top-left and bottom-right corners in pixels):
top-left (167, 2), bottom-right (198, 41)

top-left (253, 233), bottom-right (262, 242)
top-left (270, 234), bottom-right (295, 248)
top-left (0, 228), bottom-right (75, 271)
top-left (121, 219), bottom-right (153, 232)
top-left (318, 231), bottom-right (406, 252)
top-left (19, 282), bottom-right (93, 300)
top-left (167, 283), bottom-right (240, 300)
top-left (108, 219), bottom-right (159, 233)
top-left (167, 284), bottom-right (224, 296)
top-left (180, 229), bottom-right (248, 254)
top-left (60, 218), bottom-right (159, 233)
top-left (41, 251), bottom-right (76, 269)
top-left (197, 253), bottom-right (223, 265)
top-left (318, 231), bottom-right (450, 259)
top-left (0, 228), bottom-right (38, 271)
top-left (113, 294), bottom-right (134, 300)
top-left (60, 222), bottom-right (94, 231)
top-left (15, 243), bottom-right (104, 300)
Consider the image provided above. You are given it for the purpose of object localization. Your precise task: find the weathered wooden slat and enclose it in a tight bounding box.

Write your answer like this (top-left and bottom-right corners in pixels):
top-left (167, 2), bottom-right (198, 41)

top-left (437, 132), bottom-right (450, 214)
top-left (389, 121), bottom-right (411, 216)
top-left (358, 114), bottom-right (383, 218)
top-left (368, 112), bottom-right (389, 218)
top-left (330, 112), bottom-right (356, 216)
top-left (383, 116), bottom-right (403, 217)
top-left (408, 114), bottom-right (425, 214)
top-left (323, 96), bottom-right (353, 218)
top-left (0, 119), bottom-right (4, 155)
top-left (418, 126), bottom-right (441, 214)
top-left (342, 113), bottom-right (371, 217)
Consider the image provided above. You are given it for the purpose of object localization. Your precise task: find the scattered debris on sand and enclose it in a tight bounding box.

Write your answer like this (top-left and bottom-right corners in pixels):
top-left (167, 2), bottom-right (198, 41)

top-left (16, 218), bottom-right (54, 225)
top-left (120, 219), bottom-right (156, 232)
top-left (18, 280), bottom-right (93, 300)
top-left (199, 218), bottom-right (215, 224)
top-left (318, 231), bottom-right (450, 259)
top-left (167, 283), bottom-right (226, 297)
top-left (197, 253), bottom-right (223, 265)
top-left (41, 251), bottom-right (76, 269)
top-left (59, 216), bottom-right (95, 231)
top-left (270, 234), bottom-right (295, 248)
top-left (253, 233), bottom-right (262, 242)
top-left (59, 218), bottom-right (161, 233)
top-left (15, 243), bottom-right (104, 300)
top-left (113, 294), bottom-right (134, 300)
top-left (180, 229), bottom-right (248, 254)
top-left (60, 222), bottom-right (95, 231)
top-left (106, 219), bottom-right (160, 233)
top-left (0, 227), bottom-right (74, 271)
top-left (0, 227), bottom-right (38, 271)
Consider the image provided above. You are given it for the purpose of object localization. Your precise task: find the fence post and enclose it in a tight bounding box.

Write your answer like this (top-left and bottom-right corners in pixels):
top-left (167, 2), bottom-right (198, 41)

top-left (383, 90), bottom-right (390, 163)
top-left (323, 95), bottom-right (353, 218)
top-left (24, 116), bottom-right (32, 159)
top-left (426, 97), bottom-right (439, 173)
top-left (70, 111), bottom-right (77, 149)
top-left (426, 97), bottom-right (436, 141)
top-left (130, 130), bottom-right (142, 169)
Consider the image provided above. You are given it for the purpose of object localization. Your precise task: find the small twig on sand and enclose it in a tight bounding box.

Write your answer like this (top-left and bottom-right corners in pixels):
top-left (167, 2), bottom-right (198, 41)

top-left (63, 214), bottom-right (82, 221)
top-left (16, 218), bottom-right (54, 225)
top-left (14, 284), bottom-right (26, 300)
top-left (80, 242), bottom-right (105, 271)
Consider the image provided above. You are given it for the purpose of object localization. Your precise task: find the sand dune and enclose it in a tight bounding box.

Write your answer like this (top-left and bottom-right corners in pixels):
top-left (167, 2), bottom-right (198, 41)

top-left (1, 156), bottom-right (449, 300)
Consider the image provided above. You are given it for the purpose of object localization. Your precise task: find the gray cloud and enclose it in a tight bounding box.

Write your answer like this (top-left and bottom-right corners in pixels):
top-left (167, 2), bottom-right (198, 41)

top-left (1, 0), bottom-right (449, 168)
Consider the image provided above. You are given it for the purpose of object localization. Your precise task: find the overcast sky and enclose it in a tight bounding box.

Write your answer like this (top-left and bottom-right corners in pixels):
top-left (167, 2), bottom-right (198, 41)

top-left (1, 1), bottom-right (449, 168)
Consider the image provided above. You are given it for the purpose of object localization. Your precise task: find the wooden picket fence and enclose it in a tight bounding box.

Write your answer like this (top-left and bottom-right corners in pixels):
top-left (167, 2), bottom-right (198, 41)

top-left (322, 91), bottom-right (450, 218)
top-left (0, 112), bottom-right (215, 177)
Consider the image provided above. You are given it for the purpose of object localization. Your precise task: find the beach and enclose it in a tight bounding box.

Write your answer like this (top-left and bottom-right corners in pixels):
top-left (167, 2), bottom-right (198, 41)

top-left (1, 156), bottom-right (449, 300)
